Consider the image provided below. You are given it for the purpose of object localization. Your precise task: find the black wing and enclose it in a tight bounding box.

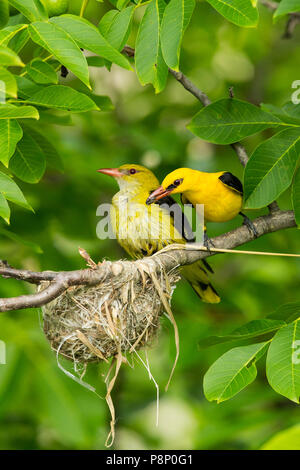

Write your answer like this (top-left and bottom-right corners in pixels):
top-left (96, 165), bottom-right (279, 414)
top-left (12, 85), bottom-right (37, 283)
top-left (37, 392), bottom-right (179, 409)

top-left (151, 192), bottom-right (214, 274)
top-left (150, 191), bottom-right (195, 242)
top-left (181, 193), bottom-right (193, 207)
top-left (180, 194), bottom-right (214, 274)
top-left (219, 172), bottom-right (243, 194)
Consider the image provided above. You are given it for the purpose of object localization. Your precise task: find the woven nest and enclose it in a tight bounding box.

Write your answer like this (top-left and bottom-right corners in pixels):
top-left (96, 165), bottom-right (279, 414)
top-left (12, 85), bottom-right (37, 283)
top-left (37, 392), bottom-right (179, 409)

top-left (40, 259), bottom-right (180, 447)
top-left (41, 260), bottom-right (180, 364)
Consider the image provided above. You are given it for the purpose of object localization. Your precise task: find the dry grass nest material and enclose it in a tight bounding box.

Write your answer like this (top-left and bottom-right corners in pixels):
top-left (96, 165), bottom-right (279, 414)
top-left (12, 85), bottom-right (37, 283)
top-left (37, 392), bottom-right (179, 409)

top-left (41, 260), bottom-right (180, 363)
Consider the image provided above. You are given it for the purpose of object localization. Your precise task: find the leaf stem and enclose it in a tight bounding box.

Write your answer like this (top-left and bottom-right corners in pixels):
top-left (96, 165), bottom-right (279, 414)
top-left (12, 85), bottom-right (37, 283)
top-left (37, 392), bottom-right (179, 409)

top-left (135, 0), bottom-right (152, 9)
top-left (80, 0), bottom-right (89, 17)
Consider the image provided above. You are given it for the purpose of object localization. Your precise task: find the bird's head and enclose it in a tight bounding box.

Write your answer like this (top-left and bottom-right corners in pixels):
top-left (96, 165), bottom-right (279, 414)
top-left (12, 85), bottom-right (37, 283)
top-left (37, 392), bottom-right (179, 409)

top-left (146, 168), bottom-right (190, 204)
top-left (97, 164), bottom-right (159, 191)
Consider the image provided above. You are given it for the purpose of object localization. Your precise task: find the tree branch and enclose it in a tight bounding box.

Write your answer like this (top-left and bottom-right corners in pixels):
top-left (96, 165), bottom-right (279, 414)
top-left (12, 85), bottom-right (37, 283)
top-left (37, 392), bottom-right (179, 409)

top-left (0, 210), bottom-right (296, 312)
top-left (156, 210), bottom-right (296, 269)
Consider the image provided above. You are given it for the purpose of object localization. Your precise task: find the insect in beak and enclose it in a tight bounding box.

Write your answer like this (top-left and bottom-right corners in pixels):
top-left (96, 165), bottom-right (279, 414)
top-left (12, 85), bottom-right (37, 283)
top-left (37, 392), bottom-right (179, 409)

top-left (146, 186), bottom-right (173, 205)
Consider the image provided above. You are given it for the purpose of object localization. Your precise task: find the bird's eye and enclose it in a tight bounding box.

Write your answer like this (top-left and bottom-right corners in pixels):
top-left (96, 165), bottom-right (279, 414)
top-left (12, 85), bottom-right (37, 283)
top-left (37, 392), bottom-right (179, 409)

top-left (173, 179), bottom-right (181, 186)
top-left (129, 168), bottom-right (137, 175)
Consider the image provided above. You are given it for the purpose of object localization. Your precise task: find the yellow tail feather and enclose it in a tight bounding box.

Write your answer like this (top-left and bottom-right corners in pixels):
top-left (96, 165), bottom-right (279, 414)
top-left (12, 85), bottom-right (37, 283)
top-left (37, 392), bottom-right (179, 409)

top-left (181, 262), bottom-right (220, 304)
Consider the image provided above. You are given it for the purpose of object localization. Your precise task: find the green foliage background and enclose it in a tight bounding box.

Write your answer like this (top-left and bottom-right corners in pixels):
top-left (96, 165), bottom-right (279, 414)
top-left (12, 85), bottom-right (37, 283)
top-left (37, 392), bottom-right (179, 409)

top-left (0, 0), bottom-right (299, 450)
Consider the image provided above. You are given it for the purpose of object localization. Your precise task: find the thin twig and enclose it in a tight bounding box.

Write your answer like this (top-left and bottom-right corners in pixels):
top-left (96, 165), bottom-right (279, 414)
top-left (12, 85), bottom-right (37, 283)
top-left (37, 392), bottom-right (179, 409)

top-left (259, 0), bottom-right (278, 11)
top-left (259, 0), bottom-right (300, 37)
top-left (168, 69), bottom-right (211, 106)
top-left (282, 14), bottom-right (300, 38)
top-left (169, 64), bottom-right (281, 213)
top-left (123, 46), bottom-right (249, 167)
top-left (80, 0), bottom-right (89, 17)
top-left (158, 244), bottom-right (300, 258)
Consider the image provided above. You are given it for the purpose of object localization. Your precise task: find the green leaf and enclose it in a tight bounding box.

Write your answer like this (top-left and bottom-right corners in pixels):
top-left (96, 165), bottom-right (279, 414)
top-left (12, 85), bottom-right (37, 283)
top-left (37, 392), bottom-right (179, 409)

top-left (50, 14), bottom-right (132, 71)
top-left (0, 103), bottom-right (39, 120)
top-left (292, 166), bottom-right (300, 227)
top-left (244, 128), bottom-right (300, 209)
top-left (135, 0), bottom-right (168, 93)
top-left (268, 301), bottom-right (300, 323)
top-left (0, 0), bottom-right (9, 28)
top-left (204, 342), bottom-right (268, 403)
top-left (261, 425), bottom-right (300, 450)
top-left (266, 320), bottom-right (300, 403)
top-left (99, 6), bottom-right (134, 51)
top-left (206, 0), bottom-right (259, 27)
top-left (86, 56), bottom-right (105, 67)
top-left (15, 75), bottom-right (43, 100)
top-left (29, 21), bottom-right (90, 88)
top-left (161, 0), bottom-right (195, 70)
top-left (23, 124), bottom-right (64, 172)
top-left (199, 319), bottom-right (285, 348)
top-left (25, 58), bottom-right (58, 85)
top-left (188, 99), bottom-right (283, 144)
top-left (0, 170), bottom-right (32, 210)
top-left (0, 66), bottom-right (17, 98)
top-left (0, 227), bottom-right (42, 253)
top-left (98, 10), bottom-right (118, 37)
top-left (0, 45), bottom-right (24, 67)
top-left (25, 85), bottom-right (99, 113)
top-left (0, 119), bottom-right (23, 167)
top-left (117, 0), bottom-right (130, 9)
top-left (261, 102), bottom-right (300, 126)
top-left (0, 193), bottom-right (10, 223)
top-left (283, 102), bottom-right (300, 123)
top-left (10, 133), bottom-right (46, 183)
top-left (9, 26), bottom-right (30, 54)
top-left (0, 24), bottom-right (28, 47)
top-left (7, 0), bottom-right (47, 21)
top-left (85, 93), bottom-right (114, 111)
top-left (274, 0), bottom-right (300, 19)
top-left (39, 110), bottom-right (73, 126)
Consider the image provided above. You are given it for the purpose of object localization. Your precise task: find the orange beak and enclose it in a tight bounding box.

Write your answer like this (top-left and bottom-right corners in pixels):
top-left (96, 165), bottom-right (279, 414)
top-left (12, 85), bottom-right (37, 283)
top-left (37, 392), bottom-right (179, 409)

top-left (146, 186), bottom-right (173, 205)
top-left (97, 168), bottom-right (123, 178)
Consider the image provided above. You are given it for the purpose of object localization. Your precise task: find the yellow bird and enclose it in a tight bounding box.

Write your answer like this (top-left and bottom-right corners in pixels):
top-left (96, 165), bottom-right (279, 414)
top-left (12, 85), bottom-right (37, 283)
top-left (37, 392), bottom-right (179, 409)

top-left (97, 164), bottom-right (220, 303)
top-left (146, 168), bottom-right (257, 245)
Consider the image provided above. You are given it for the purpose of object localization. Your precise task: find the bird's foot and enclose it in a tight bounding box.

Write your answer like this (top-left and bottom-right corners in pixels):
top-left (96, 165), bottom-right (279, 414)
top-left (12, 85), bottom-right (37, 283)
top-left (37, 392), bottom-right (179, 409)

top-left (78, 247), bottom-right (98, 269)
top-left (203, 231), bottom-right (215, 253)
top-left (240, 213), bottom-right (258, 238)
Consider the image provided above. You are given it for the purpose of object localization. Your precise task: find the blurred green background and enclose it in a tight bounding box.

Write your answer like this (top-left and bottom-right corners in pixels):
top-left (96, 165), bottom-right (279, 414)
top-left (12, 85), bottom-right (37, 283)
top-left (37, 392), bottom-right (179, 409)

top-left (0, 0), bottom-right (299, 450)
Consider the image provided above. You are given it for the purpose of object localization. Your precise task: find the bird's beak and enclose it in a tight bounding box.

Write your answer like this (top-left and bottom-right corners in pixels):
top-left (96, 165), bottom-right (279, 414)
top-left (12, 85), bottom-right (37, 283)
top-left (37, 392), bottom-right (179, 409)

top-left (146, 186), bottom-right (172, 205)
top-left (97, 168), bottom-right (123, 178)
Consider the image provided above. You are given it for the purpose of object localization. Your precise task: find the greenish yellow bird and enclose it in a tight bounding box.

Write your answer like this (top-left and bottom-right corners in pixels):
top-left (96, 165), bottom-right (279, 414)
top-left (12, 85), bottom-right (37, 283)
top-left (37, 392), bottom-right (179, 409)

top-left (97, 164), bottom-right (220, 303)
top-left (146, 168), bottom-right (256, 244)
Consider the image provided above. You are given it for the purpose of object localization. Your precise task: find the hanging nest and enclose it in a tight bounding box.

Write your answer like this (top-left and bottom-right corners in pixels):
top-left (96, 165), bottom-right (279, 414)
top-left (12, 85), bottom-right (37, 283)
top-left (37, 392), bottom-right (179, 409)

top-left (40, 258), bottom-right (180, 446)
top-left (41, 259), bottom-right (180, 364)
